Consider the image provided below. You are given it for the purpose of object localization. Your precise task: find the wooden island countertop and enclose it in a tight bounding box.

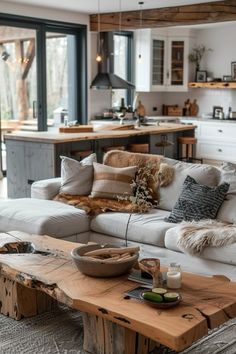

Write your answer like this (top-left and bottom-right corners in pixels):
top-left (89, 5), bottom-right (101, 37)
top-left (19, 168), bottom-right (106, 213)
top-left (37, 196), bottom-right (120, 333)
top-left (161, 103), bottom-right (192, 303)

top-left (4, 123), bottom-right (195, 144)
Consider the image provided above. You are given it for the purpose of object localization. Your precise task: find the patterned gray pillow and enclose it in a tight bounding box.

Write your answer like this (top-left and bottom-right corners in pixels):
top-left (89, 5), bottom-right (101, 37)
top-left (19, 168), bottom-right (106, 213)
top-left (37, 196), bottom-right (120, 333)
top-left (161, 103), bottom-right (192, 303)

top-left (166, 175), bottom-right (229, 223)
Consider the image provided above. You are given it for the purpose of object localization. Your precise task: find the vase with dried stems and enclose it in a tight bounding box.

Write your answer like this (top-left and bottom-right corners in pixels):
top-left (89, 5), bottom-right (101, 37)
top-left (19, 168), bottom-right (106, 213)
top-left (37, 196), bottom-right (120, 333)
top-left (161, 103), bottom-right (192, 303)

top-left (120, 163), bottom-right (158, 247)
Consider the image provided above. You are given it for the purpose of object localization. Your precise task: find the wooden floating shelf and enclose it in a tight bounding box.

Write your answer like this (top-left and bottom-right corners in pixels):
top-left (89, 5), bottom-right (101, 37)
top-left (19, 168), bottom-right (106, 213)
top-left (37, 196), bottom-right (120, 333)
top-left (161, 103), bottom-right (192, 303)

top-left (189, 82), bottom-right (236, 89)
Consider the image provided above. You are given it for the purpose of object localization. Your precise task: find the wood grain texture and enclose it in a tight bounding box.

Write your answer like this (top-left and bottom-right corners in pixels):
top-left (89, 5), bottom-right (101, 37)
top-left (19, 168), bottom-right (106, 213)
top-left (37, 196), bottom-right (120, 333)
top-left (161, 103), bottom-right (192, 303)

top-left (0, 231), bottom-right (236, 352)
top-left (189, 82), bottom-right (236, 89)
top-left (59, 125), bottom-right (94, 133)
top-left (4, 123), bottom-right (196, 143)
top-left (90, 0), bottom-right (236, 31)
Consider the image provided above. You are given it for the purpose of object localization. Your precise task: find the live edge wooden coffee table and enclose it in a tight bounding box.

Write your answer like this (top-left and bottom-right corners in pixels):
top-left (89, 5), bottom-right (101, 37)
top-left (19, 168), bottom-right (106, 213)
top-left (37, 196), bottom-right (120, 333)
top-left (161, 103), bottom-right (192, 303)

top-left (0, 231), bottom-right (236, 354)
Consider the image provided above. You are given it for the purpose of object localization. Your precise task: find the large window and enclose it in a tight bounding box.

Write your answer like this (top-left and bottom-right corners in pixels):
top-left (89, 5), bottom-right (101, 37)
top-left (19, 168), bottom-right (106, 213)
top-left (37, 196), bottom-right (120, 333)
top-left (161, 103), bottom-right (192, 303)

top-left (112, 31), bottom-right (133, 109)
top-left (0, 14), bottom-right (87, 173)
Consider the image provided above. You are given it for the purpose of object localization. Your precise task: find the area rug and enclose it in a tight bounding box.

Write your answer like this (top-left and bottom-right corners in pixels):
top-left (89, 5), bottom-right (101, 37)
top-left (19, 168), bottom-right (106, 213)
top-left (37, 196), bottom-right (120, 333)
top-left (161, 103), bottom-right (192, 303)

top-left (0, 305), bottom-right (235, 354)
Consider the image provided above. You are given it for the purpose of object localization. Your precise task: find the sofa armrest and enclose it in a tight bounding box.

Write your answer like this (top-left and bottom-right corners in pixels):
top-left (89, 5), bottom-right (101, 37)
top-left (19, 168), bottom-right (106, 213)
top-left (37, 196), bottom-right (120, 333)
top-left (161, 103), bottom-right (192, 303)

top-left (31, 178), bottom-right (61, 200)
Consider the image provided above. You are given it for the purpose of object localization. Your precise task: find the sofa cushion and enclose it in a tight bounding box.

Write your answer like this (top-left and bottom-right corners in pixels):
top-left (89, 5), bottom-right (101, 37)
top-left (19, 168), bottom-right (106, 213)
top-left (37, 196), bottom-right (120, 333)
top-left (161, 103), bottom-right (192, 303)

top-left (158, 158), bottom-right (220, 211)
top-left (60, 154), bottom-right (96, 195)
top-left (90, 162), bottom-right (137, 199)
top-left (219, 161), bottom-right (236, 194)
top-left (217, 194), bottom-right (236, 224)
top-left (165, 226), bottom-right (236, 266)
top-left (31, 178), bottom-right (61, 200)
top-left (90, 209), bottom-right (176, 247)
top-left (103, 150), bottom-right (163, 201)
top-left (165, 175), bottom-right (229, 223)
top-left (0, 198), bottom-right (90, 238)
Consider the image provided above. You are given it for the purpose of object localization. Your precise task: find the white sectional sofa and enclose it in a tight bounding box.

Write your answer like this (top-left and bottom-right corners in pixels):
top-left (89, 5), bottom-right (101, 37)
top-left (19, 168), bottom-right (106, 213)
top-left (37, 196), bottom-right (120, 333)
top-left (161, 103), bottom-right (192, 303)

top-left (1, 153), bottom-right (236, 280)
top-left (31, 154), bottom-right (236, 280)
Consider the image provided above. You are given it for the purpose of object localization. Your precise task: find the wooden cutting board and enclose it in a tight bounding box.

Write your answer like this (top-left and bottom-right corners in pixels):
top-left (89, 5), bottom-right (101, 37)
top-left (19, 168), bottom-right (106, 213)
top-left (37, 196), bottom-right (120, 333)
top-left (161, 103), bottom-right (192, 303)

top-left (96, 124), bottom-right (135, 131)
top-left (59, 125), bottom-right (93, 133)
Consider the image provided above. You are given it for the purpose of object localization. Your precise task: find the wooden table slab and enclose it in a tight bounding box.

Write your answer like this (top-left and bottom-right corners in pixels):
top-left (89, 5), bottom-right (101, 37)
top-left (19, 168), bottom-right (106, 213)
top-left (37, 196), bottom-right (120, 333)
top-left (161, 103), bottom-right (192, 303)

top-left (0, 231), bottom-right (236, 354)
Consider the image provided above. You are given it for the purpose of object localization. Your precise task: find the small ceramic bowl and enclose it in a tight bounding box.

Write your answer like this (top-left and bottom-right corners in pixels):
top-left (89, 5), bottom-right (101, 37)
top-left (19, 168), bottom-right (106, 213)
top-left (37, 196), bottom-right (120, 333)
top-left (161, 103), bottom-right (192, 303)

top-left (140, 290), bottom-right (181, 309)
top-left (71, 244), bottom-right (138, 278)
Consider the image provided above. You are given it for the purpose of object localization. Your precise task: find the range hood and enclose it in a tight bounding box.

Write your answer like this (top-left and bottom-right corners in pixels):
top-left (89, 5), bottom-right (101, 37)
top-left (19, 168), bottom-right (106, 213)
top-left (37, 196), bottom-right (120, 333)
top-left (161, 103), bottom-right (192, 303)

top-left (91, 32), bottom-right (135, 90)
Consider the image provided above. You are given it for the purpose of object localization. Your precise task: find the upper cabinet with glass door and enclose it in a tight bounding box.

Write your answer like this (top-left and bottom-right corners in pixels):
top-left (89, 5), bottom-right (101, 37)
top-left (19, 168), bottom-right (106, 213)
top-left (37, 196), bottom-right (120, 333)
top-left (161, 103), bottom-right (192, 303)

top-left (135, 28), bottom-right (191, 92)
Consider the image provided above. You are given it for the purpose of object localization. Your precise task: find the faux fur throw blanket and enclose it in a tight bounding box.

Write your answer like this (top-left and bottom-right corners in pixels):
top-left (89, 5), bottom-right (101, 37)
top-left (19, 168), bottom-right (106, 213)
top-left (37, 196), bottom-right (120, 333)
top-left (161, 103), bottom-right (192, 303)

top-left (177, 219), bottom-right (236, 255)
top-left (54, 194), bottom-right (144, 216)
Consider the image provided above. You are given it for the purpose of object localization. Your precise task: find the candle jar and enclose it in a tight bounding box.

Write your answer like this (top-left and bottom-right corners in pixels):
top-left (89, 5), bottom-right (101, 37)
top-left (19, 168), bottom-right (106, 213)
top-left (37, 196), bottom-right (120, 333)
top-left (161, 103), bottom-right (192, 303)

top-left (168, 263), bottom-right (182, 278)
top-left (167, 271), bottom-right (182, 289)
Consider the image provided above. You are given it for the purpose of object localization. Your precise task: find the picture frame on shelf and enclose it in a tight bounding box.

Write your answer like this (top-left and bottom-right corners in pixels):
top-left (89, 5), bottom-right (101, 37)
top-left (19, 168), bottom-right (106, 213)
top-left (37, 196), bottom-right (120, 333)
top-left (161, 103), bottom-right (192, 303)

top-left (196, 70), bottom-right (207, 82)
top-left (231, 62), bottom-right (236, 81)
top-left (213, 106), bottom-right (223, 119)
top-left (223, 75), bottom-right (232, 82)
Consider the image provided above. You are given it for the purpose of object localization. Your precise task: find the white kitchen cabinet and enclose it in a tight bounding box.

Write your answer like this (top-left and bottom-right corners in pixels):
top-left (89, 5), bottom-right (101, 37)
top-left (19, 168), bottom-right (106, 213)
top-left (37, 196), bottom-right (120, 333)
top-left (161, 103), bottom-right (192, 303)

top-left (196, 121), bottom-right (236, 163)
top-left (135, 28), bottom-right (191, 92)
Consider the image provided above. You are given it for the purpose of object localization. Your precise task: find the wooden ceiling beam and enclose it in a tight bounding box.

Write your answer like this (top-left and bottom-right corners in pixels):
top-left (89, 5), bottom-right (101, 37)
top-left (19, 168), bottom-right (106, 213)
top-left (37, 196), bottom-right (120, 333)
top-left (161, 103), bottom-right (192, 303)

top-left (90, 0), bottom-right (236, 31)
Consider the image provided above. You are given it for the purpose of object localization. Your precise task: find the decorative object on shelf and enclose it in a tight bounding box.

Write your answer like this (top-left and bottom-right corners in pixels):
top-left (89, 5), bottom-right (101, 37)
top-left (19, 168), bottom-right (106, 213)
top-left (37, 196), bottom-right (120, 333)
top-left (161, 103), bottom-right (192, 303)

top-left (163, 104), bottom-right (183, 116)
top-left (196, 70), bottom-right (207, 83)
top-left (184, 99), bottom-right (191, 116)
top-left (137, 100), bottom-right (146, 117)
top-left (213, 106), bottom-right (224, 119)
top-left (189, 99), bottom-right (199, 116)
top-left (188, 45), bottom-right (212, 77)
top-left (139, 258), bottom-right (163, 288)
top-left (223, 75), bottom-right (232, 82)
top-left (231, 61), bottom-right (236, 81)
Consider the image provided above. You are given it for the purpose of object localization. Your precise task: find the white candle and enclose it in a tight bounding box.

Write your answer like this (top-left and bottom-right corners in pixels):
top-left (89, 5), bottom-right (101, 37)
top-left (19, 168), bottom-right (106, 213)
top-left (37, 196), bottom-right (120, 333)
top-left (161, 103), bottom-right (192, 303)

top-left (167, 271), bottom-right (181, 289)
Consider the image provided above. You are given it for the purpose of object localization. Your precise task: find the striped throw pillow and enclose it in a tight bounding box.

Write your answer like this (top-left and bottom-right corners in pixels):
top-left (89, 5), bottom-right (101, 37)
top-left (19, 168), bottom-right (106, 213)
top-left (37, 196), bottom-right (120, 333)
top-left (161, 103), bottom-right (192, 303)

top-left (90, 162), bottom-right (137, 199)
top-left (166, 175), bottom-right (229, 223)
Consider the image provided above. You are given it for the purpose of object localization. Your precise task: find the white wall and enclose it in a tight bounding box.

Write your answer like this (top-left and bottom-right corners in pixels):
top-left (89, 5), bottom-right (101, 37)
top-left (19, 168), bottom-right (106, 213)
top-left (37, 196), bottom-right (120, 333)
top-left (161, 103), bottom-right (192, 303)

top-left (0, 1), bottom-right (89, 25)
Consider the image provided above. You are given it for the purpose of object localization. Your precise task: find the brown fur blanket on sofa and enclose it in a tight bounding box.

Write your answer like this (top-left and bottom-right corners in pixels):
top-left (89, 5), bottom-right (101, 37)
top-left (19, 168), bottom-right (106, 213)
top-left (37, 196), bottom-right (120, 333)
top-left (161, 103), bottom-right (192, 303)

top-left (54, 194), bottom-right (143, 216)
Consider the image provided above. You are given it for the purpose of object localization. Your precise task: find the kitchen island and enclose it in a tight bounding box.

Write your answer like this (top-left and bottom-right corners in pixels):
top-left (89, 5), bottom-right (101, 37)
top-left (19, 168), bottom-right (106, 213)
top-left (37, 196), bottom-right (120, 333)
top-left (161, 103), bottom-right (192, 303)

top-left (5, 123), bottom-right (195, 198)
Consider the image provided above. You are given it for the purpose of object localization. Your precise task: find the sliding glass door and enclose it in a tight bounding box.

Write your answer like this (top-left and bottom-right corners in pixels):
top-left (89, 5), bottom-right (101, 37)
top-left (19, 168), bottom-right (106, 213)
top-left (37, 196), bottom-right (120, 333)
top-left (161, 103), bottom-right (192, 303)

top-left (46, 31), bottom-right (78, 128)
top-left (0, 25), bottom-right (37, 172)
top-left (0, 15), bottom-right (87, 174)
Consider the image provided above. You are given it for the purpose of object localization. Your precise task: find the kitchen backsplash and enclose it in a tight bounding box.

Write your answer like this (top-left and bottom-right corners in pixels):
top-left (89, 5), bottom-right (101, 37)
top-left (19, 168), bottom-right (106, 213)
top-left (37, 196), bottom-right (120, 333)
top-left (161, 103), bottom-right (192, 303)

top-left (161, 89), bottom-right (236, 117)
top-left (89, 89), bottom-right (236, 119)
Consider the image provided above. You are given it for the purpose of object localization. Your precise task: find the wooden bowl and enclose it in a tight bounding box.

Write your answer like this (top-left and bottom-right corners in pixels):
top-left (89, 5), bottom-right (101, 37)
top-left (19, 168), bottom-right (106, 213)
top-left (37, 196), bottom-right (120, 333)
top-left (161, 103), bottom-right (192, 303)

top-left (71, 244), bottom-right (139, 278)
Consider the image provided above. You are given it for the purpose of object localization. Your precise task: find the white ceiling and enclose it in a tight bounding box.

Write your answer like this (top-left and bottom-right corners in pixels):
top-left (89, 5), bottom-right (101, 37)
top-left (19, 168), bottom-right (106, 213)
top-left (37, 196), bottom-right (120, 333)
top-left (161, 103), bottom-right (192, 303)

top-left (2, 0), bottom-right (223, 14)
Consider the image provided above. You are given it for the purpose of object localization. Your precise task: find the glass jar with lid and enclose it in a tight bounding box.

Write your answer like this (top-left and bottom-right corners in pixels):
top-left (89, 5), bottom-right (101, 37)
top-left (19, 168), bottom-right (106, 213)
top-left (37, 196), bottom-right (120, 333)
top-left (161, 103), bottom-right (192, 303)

top-left (167, 263), bottom-right (182, 289)
top-left (168, 262), bottom-right (182, 274)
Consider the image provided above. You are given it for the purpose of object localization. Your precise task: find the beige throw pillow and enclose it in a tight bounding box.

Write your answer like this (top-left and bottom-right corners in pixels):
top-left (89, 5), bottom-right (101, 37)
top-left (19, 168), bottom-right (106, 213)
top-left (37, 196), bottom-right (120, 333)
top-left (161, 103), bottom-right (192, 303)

top-left (60, 154), bottom-right (97, 195)
top-left (90, 162), bottom-right (137, 199)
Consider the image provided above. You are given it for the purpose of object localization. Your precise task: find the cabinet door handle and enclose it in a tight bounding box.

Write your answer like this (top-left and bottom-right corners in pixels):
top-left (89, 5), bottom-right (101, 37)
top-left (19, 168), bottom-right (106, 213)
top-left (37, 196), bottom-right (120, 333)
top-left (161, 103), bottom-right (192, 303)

top-left (218, 129), bottom-right (223, 133)
top-left (218, 148), bottom-right (222, 152)
top-left (166, 70), bottom-right (169, 79)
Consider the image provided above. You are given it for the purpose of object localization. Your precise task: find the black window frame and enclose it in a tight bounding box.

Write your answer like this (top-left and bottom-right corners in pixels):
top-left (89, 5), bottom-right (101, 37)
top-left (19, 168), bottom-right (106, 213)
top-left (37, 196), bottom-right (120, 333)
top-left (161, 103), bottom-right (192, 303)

top-left (113, 31), bottom-right (134, 106)
top-left (0, 12), bottom-right (87, 130)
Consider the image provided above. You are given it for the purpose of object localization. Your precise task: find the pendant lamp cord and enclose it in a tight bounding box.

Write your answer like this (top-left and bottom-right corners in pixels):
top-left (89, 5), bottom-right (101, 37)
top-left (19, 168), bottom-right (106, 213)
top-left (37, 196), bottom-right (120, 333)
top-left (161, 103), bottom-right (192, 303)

top-left (96, 0), bottom-right (101, 62)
